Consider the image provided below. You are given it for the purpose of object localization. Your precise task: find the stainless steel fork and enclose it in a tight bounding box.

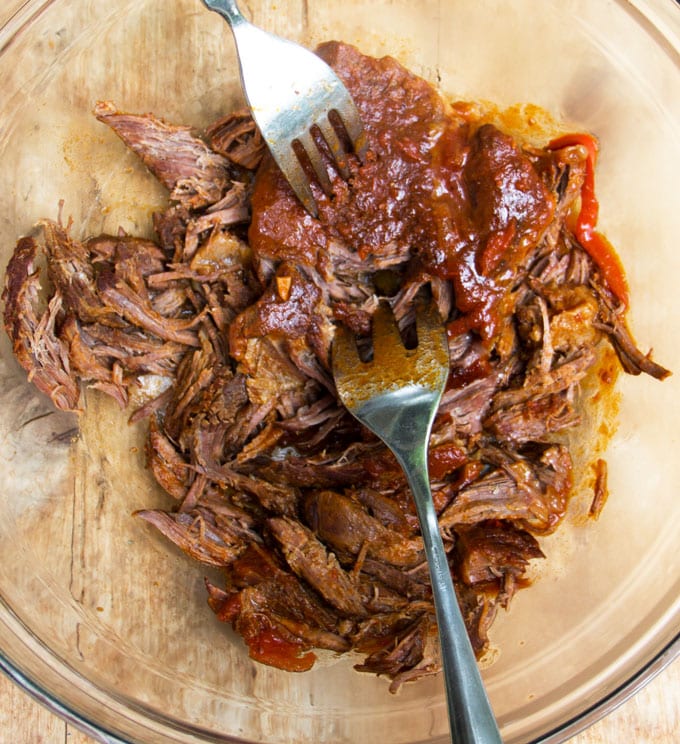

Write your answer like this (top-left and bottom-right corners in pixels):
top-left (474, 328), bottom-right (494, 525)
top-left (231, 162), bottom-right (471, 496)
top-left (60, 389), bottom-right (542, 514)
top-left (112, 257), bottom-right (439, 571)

top-left (200, 0), bottom-right (367, 217)
top-left (333, 301), bottom-right (503, 744)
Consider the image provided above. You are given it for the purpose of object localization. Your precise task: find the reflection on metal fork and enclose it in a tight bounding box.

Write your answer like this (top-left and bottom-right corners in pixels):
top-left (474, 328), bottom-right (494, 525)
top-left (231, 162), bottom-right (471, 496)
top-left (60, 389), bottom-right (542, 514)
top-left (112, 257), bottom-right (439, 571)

top-left (333, 301), bottom-right (503, 744)
top-left (200, 0), bottom-right (367, 217)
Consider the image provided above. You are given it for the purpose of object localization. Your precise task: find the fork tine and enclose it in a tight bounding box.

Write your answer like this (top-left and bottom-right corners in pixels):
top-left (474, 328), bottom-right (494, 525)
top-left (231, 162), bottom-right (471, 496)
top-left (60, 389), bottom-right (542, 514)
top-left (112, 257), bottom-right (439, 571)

top-left (295, 129), bottom-right (334, 195)
top-left (414, 300), bottom-right (445, 336)
top-left (315, 115), bottom-right (350, 179)
top-left (273, 144), bottom-right (319, 217)
top-left (331, 322), bottom-right (362, 376)
top-left (371, 303), bottom-right (407, 363)
top-left (334, 101), bottom-right (368, 161)
top-left (414, 300), bottom-right (440, 334)
top-left (414, 300), bottom-right (451, 373)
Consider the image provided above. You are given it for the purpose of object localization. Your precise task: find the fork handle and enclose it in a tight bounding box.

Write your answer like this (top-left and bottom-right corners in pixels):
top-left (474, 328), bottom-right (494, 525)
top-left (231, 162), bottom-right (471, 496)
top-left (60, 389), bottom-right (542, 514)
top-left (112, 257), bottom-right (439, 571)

top-left (396, 446), bottom-right (503, 744)
top-left (200, 0), bottom-right (247, 27)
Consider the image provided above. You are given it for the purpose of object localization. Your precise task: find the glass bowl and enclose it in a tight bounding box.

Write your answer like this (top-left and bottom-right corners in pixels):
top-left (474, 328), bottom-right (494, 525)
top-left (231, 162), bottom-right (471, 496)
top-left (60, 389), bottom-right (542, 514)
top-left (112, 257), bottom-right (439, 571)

top-left (0, 1), bottom-right (678, 742)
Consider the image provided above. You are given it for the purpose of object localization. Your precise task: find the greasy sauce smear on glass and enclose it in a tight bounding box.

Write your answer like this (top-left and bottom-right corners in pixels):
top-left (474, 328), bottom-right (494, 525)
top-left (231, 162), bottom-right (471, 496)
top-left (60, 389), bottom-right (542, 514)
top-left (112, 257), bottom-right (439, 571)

top-left (2, 42), bottom-right (670, 689)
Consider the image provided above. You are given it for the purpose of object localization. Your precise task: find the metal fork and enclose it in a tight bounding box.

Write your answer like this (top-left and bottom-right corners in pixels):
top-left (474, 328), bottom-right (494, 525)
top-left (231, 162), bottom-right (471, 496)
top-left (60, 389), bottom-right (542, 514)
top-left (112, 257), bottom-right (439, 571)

top-left (333, 301), bottom-right (503, 744)
top-left (200, 0), bottom-right (367, 216)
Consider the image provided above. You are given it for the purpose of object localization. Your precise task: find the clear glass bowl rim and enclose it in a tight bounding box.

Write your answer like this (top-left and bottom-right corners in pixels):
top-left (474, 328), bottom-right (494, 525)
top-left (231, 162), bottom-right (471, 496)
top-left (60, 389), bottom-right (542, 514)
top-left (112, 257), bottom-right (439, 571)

top-left (1, 634), bottom-right (677, 743)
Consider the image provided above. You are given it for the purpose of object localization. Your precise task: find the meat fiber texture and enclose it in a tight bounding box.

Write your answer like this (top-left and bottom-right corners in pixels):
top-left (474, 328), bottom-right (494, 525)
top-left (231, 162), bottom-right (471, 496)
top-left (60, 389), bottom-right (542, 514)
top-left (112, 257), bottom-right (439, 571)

top-left (1, 42), bottom-right (669, 690)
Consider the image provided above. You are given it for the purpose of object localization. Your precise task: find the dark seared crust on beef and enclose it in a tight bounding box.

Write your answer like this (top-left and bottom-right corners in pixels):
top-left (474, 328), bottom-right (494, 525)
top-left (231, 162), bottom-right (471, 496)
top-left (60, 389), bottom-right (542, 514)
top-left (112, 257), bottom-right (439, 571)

top-left (2, 235), bottom-right (80, 411)
top-left (2, 42), bottom-right (669, 689)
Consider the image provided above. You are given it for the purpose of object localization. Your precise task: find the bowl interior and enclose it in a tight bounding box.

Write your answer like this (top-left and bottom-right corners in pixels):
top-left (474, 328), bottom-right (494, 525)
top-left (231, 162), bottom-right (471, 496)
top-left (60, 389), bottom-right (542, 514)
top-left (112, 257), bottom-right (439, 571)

top-left (0, 1), bottom-right (679, 742)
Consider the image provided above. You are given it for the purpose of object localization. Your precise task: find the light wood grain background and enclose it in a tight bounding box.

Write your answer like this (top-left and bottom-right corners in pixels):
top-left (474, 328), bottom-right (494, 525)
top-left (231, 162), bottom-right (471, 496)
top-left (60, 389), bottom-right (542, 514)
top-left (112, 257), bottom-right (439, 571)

top-left (1, 658), bottom-right (678, 743)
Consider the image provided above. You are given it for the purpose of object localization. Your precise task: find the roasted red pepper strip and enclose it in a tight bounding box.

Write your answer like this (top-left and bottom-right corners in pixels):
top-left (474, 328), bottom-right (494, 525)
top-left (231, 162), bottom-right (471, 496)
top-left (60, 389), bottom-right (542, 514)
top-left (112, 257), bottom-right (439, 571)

top-left (428, 443), bottom-right (467, 480)
top-left (247, 626), bottom-right (316, 673)
top-left (548, 133), bottom-right (629, 307)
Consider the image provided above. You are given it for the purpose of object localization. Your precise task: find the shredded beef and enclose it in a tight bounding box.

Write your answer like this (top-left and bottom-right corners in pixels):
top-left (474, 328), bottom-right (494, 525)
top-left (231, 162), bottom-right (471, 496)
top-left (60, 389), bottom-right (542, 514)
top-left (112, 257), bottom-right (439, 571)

top-left (2, 236), bottom-right (80, 411)
top-left (2, 41), bottom-right (670, 690)
top-left (94, 101), bottom-right (235, 210)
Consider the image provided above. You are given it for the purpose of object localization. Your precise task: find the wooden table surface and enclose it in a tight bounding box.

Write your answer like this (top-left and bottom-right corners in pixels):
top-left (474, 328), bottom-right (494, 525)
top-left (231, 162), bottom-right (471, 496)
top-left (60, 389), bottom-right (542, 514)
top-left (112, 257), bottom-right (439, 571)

top-left (1, 657), bottom-right (677, 743)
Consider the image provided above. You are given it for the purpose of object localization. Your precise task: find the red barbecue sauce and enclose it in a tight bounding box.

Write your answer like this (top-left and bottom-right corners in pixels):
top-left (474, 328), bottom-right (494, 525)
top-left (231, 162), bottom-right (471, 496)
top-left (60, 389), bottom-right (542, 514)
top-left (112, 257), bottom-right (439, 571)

top-left (249, 42), bottom-right (557, 346)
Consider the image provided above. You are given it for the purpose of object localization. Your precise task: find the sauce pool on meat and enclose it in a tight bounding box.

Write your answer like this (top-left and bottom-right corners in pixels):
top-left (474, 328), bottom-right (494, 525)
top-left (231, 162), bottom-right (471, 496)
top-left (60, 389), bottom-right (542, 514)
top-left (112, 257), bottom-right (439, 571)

top-left (251, 42), bottom-right (557, 347)
top-left (2, 41), bottom-right (670, 689)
